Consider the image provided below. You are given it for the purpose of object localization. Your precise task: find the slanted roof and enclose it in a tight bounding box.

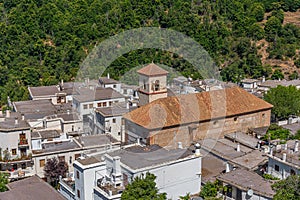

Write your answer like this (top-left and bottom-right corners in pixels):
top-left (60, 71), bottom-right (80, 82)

top-left (0, 112), bottom-right (30, 131)
top-left (31, 130), bottom-right (61, 140)
top-left (217, 169), bottom-right (275, 198)
top-left (99, 77), bottom-right (119, 85)
top-left (28, 85), bottom-right (60, 97)
top-left (228, 150), bottom-right (268, 170)
top-left (137, 63), bottom-right (169, 76)
top-left (124, 87), bottom-right (273, 130)
top-left (241, 78), bottom-right (259, 83)
top-left (73, 87), bottom-right (124, 103)
top-left (95, 103), bottom-right (129, 117)
top-left (0, 176), bottom-right (65, 200)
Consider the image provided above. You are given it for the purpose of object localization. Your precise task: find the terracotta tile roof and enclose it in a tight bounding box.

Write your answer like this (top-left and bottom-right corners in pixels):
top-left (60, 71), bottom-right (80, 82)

top-left (137, 63), bottom-right (169, 76)
top-left (124, 87), bottom-right (273, 130)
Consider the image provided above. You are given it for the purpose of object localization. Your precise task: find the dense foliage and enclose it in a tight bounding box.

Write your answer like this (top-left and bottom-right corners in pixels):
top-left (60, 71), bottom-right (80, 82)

top-left (44, 157), bottom-right (68, 188)
top-left (1, 0), bottom-right (300, 105)
top-left (121, 172), bottom-right (166, 200)
top-left (272, 175), bottom-right (300, 200)
top-left (0, 173), bottom-right (8, 192)
top-left (264, 85), bottom-right (300, 120)
top-left (263, 123), bottom-right (293, 140)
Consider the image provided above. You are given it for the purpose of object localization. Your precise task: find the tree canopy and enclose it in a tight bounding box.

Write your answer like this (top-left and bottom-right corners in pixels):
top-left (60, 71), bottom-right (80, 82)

top-left (272, 175), bottom-right (300, 200)
top-left (0, 0), bottom-right (300, 105)
top-left (264, 85), bottom-right (300, 120)
top-left (121, 172), bottom-right (167, 200)
top-left (0, 173), bottom-right (8, 192)
top-left (44, 157), bottom-right (68, 188)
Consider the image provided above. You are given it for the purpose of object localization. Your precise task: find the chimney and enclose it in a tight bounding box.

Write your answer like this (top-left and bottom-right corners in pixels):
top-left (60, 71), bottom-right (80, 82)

top-left (136, 138), bottom-right (140, 145)
top-left (21, 114), bottom-right (25, 121)
top-left (284, 143), bottom-right (288, 150)
top-left (295, 141), bottom-right (299, 152)
top-left (262, 76), bottom-right (265, 83)
top-left (282, 153), bottom-right (287, 162)
top-left (113, 156), bottom-right (122, 176)
top-left (257, 141), bottom-right (261, 150)
top-left (61, 79), bottom-right (64, 86)
top-left (15, 117), bottom-right (18, 125)
top-left (178, 142), bottom-right (183, 149)
top-left (6, 110), bottom-right (10, 118)
top-left (270, 147), bottom-right (273, 156)
top-left (194, 143), bottom-right (201, 157)
top-left (226, 162), bottom-right (230, 173)
top-left (107, 73), bottom-right (110, 79)
top-left (236, 143), bottom-right (241, 152)
top-left (126, 102), bottom-right (129, 109)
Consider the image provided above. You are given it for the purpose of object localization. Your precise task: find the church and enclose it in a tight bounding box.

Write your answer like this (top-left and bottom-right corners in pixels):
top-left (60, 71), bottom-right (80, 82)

top-left (123, 63), bottom-right (273, 148)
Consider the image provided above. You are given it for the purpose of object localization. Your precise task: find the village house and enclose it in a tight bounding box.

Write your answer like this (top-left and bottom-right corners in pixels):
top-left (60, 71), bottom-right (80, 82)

top-left (217, 169), bottom-right (275, 200)
top-left (124, 86), bottom-right (273, 148)
top-left (267, 140), bottom-right (300, 179)
top-left (72, 87), bottom-right (125, 121)
top-left (89, 102), bottom-right (131, 141)
top-left (62, 143), bottom-right (201, 200)
top-left (0, 110), bottom-right (33, 179)
top-left (99, 75), bottom-right (122, 94)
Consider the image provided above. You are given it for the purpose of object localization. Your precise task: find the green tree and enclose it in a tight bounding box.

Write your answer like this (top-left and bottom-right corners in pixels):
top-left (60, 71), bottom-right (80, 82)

top-left (265, 16), bottom-right (282, 42)
top-left (200, 181), bottom-right (218, 199)
top-left (0, 173), bottom-right (9, 192)
top-left (272, 175), bottom-right (300, 200)
top-left (264, 85), bottom-right (300, 120)
top-left (121, 172), bottom-right (167, 200)
top-left (271, 69), bottom-right (284, 80)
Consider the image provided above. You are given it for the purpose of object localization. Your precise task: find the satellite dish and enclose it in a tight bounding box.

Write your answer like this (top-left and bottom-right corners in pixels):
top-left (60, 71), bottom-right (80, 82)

top-left (247, 189), bottom-right (253, 196)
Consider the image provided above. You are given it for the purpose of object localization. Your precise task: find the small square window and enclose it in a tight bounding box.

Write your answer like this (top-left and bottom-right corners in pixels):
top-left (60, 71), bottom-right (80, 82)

top-left (118, 132), bottom-right (121, 136)
top-left (113, 118), bottom-right (116, 123)
top-left (109, 101), bottom-right (112, 106)
top-left (103, 102), bottom-right (107, 107)
top-left (113, 85), bottom-right (116, 88)
top-left (89, 104), bottom-right (93, 109)
top-left (40, 159), bottom-right (45, 167)
top-left (275, 164), bottom-right (280, 171)
top-left (262, 113), bottom-right (265, 118)
top-left (83, 104), bottom-right (88, 109)
top-left (234, 117), bottom-right (238, 121)
top-left (12, 149), bottom-right (17, 155)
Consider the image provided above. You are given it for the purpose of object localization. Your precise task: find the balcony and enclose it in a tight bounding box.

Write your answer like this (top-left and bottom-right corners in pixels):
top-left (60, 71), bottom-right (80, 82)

top-left (18, 139), bottom-right (29, 147)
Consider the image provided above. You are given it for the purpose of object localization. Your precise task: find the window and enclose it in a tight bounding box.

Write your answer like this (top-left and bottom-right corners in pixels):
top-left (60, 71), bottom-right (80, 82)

top-left (97, 102), bottom-right (102, 107)
top-left (40, 159), bottom-right (45, 167)
top-left (83, 104), bottom-right (88, 109)
top-left (75, 154), bottom-right (80, 160)
top-left (234, 117), bottom-right (238, 121)
top-left (109, 101), bottom-right (112, 106)
top-left (113, 118), bottom-right (116, 123)
top-left (76, 170), bottom-right (80, 179)
top-left (89, 104), bottom-right (93, 109)
top-left (11, 149), bottom-right (17, 155)
top-left (58, 156), bottom-right (65, 162)
top-left (69, 156), bottom-right (72, 164)
top-left (77, 189), bottom-right (80, 198)
top-left (275, 164), bottom-right (280, 171)
top-left (118, 132), bottom-right (121, 136)
top-left (154, 80), bottom-right (160, 91)
top-left (143, 80), bottom-right (146, 90)
top-left (262, 113), bottom-right (265, 118)
top-left (291, 169), bottom-right (296, 175)
top-left (113, 85), bottom-right (116, 88)
top-left (123, 89), bottom-right (127, 94)
top-left (103, 102), bottom-right (107, 107)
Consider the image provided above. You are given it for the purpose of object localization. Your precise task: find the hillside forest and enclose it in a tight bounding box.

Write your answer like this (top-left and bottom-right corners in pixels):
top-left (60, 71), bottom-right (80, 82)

top-left (0, 0), bottom-right (300, 106)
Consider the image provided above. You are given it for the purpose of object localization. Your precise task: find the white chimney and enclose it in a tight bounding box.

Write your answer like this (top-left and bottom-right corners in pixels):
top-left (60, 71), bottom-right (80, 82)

top-left (15, 117), bottom-right (18, 125)
top-left (257, 141), bottom-right (261, 150)
top-left (113, 156), bottom-right (122, 176)
top-left (136, 138), bottom-right (140, 145)
top-left (270, 147), bottom-right (273, 156)
top-left (236, 143), bottom-right (241, 152)
top-left (195, 143), bottom-right (201, 157)
top-left (6, 110), bottom-right (10, 118)
top-left (262, 76), bottom-right (265, 83)
top-left (61, 79), bottom-right (64, 86)
top-left (226, 162), bottom-right (230, 173)
top-left (126, 102), bottom-right (129, 109)
top-left (282, 153), bottom-right (287, 162)
top-left (178, 142), bottom-right (183, 149)
top-left (294, 141), bottom-right (299, 152)
top-left (284, 143), bottom-right (288, 150)
top-left (107, 73), bottom-right (110, 79)
top-left (21, 114), bottom-right (25, 121)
